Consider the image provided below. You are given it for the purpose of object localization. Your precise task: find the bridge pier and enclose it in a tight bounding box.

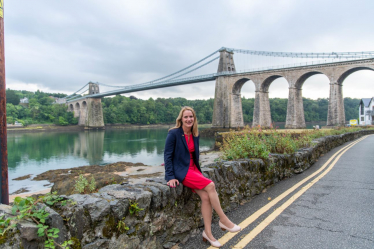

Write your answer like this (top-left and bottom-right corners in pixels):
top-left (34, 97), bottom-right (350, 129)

top-left (252, 90), bottom-right (272, 128)
top-left (212, 76), bottom-right (244, 128)
top-left (327, 82), bottom-right (345, 126)
top-left (68, 97), bottom-right (104, 129)
top-left (285, 87), bottom-right (306, 128)
top-left (212, 48), bottom-right (244, 128)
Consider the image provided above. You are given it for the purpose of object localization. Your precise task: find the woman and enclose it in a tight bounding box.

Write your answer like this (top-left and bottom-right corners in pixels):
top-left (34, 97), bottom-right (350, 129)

top-left (164, 106), bottom-right (241, 248)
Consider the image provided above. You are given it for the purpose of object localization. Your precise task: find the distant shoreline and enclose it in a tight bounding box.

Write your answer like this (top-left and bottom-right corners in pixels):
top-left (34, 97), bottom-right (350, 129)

top-left (6, 121), bottom-right (327, 134)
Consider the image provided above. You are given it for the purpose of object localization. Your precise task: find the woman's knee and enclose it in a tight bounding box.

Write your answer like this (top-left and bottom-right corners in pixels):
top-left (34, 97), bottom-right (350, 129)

top-left (205, 182), bottom-right (215, 192)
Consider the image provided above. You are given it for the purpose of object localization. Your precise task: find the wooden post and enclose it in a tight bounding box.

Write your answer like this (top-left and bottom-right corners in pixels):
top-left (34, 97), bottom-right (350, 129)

top-left (0, 0), bottom-right (9, 205)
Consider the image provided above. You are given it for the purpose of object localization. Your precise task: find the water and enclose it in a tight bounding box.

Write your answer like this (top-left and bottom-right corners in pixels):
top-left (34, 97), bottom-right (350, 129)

top-left (7, 127), bottom-right (215, 194)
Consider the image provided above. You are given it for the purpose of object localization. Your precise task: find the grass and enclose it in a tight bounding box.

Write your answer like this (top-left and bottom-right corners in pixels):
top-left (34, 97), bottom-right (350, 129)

top-left (219, 126), bottom-right (371, 161)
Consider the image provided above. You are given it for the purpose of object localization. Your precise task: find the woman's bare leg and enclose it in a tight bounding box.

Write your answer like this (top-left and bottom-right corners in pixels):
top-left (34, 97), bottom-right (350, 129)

top-left (203, 182), bottom-right (234, 228)
top-left (195, 189), bottom-right (216, 241)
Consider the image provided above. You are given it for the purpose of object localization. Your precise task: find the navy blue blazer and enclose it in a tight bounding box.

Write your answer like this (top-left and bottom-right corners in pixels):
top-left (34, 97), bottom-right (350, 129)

top-left (164, 127), bottom-right (201, 182)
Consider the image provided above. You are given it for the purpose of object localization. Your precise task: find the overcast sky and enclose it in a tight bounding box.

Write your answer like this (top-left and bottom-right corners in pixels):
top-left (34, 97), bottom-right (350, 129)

top-left (4, 0), bottom-right (374, 100)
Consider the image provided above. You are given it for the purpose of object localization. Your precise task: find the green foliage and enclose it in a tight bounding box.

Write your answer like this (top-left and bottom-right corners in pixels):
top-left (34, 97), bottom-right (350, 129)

top-left (220, 126), bottom-right (367, 160)
top-left (116, 218), bottom-right (129, 233)
top-left (0, 192), bottom-right (73, 248)
top-left (4, 89), bottom-right (77, 126)
top-left (102, 95), bottom-right (214, 124)
top-left (58, 117), bottom-right (69, 126)
top-left (129, 201), bottom-right (143, 216)
top-left (74, 174), bottom-right (97, 194)
top-left (5, 89), bottom-right (361, 126)
top-left (89, 177), bottom-right (96, 192)
top-left (6, 89), bottom-right (20, 105)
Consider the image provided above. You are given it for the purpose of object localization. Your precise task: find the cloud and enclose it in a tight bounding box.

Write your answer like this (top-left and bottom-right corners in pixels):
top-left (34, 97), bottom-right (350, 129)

top-left (4, 0), bottom-right (374, 99)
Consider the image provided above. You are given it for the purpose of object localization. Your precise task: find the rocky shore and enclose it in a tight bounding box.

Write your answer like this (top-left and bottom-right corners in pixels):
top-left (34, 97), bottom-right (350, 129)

top-left (1, 129), bottom-right (373, 249)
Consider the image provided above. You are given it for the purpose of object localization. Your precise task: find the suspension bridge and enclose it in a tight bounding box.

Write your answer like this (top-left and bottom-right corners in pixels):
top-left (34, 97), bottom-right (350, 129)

top-left (64, 47), bottom-right (374, 129)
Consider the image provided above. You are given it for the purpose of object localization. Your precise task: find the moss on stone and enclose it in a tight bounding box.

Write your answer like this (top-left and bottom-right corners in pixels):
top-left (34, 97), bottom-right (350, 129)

top-left (103, 215), bottom-right (116, 238)
top-left (0, 229), bottom-right (19, 246)
top-left (71, 237), bottom-right (82, 249)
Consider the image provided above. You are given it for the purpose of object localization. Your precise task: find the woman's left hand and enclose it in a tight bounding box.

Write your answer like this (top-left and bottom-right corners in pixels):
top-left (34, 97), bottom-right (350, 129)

top-left (167, 179), bottom-right (179, 188)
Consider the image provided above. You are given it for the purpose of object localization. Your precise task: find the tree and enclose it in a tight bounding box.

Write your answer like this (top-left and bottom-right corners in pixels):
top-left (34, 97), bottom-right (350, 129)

top-left (6, 89), bottom-right (20, 105)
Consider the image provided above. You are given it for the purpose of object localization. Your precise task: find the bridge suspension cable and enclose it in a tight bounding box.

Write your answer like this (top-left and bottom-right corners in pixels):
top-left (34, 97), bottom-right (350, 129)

top-left (160, 55), bottom-right (219, 81)
top-left (147, 49), bottom-right (219, 83)
top-left (64, 83), bottom-right (89, 100)
top-left (78, 49), bottom-right (221, 90)
top-left (227, 47), bottom-right (374, 59)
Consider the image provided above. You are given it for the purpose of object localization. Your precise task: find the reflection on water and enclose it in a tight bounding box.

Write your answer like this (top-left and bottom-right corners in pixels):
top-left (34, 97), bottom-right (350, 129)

top-left (7, 128), bottom-right (215, 193)
top-left (72, 131), bottom-right (105, 165)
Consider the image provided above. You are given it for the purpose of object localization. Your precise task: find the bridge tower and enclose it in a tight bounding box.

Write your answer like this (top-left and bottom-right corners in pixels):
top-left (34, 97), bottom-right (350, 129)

top-left (212, 48), bottom-right (245, 128)
top-left (67, 82), bottom-right (104, 129)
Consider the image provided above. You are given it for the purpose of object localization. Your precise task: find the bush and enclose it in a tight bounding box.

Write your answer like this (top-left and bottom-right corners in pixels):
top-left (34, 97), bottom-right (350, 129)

top-left (58, 116), bottom-right (69, 126)
top-left (220, 126), bottom-right (369, 160)
top-left (74, 174), bottom-right (96, 194)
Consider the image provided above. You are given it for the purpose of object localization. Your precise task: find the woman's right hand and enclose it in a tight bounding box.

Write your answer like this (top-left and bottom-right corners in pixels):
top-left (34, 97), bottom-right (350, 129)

top-left (167, 179), bottom-right (179, 188)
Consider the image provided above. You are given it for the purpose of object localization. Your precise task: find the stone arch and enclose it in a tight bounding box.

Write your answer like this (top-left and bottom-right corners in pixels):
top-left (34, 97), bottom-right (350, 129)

top-left (232, 78), bottom-right (256, 95)
top-left (324, 66), bottom-right (374, 126)
top-left (337, 66), bottom-right (374, 84)
top-left (69, 104), bottom-right (74, 112)
top-left (75, 102), bottom-right (80, 109)
top-left (294, 71), bottom-right (326, 89)
top-left (261, 75), bottom-right (284, 92)
top-left (82, 101), bottom-right (87, 108)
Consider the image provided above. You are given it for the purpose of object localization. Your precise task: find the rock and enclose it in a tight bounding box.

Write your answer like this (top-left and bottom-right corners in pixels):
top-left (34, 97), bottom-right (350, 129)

top-left (17, 220), bottom-right (39, 241)
top-left (163, 242), bottom-right (176, 249)
top-left (172, 218), bottom-right (194, 235)
top-left (83, 239), bottom-right (111, 249)
top-left (51, 173), bottom-right (124, 195)
top-left (39, 204), bottom-right (69, 244)
top-left (109, 234), bottom-right (141, 249)
top-left (99, 184), bottom-right (152, 217)
top-left (0, 204), bottom-right (14, 217)
top-left (100, 192), bottom-right (130, 220)
top-left (67, 194), bottom-right (111, 223)
top-left (82, 196), bottom-right (111, 223)
top-left (60, 204), bottom-right (92, 242)
top-left (139, 236), bottom-right (163, 249)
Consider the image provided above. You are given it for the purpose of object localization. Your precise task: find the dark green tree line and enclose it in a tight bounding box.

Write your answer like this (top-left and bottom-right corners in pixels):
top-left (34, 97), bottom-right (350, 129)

top-left (6, 89), bottom-right (361, 125)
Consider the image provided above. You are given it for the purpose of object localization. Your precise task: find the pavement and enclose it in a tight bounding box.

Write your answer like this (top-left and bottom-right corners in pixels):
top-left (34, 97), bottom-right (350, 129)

top-left (180, 135), bottom-right (374, 249)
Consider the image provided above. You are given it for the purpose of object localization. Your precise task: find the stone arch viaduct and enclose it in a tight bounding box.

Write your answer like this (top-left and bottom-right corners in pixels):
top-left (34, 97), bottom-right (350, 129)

top-left (65, 50), bottom-right (374, 129)
top-left (212, 49), bottom-right (374, 128)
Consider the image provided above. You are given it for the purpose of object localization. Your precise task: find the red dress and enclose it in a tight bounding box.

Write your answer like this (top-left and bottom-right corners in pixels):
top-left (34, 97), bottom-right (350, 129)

top-left (182, 134), bottom-right (212, 192)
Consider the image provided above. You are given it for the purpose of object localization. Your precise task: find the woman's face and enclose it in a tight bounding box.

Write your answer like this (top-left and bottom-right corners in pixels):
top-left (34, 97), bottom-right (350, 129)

top-left (181, 110), bottom-right (194, 130)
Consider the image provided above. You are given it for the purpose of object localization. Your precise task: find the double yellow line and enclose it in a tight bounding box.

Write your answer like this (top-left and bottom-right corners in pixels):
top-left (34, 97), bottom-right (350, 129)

top-left (208, 135), bottom-right (369, 249)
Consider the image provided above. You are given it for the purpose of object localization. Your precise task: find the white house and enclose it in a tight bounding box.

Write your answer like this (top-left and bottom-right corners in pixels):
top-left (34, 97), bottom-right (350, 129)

top-left (359, 98), bottom-right (374, 125)
top-left (20, 97), bottom-right (29, 104)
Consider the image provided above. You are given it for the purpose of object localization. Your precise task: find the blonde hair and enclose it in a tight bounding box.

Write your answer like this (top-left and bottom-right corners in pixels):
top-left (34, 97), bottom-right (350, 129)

top-left (169, 106), bottom-right (199, 137)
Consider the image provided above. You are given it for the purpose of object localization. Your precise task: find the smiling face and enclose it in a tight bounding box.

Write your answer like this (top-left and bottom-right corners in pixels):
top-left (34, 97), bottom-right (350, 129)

top-left (181, 110), bottom-right (194, 131)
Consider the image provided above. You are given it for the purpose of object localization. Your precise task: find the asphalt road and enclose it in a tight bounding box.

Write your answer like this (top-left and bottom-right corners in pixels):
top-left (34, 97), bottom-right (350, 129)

top-left (180, 134), bottom-right (374, 249)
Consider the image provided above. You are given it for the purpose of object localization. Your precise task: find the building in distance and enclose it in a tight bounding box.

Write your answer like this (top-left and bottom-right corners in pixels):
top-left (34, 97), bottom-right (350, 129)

top-left (359, 98), bottom-right (374, 125)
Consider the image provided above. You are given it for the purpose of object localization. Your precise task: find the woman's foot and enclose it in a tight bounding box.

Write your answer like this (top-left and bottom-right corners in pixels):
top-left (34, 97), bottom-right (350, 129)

top-left (219, 217), bottom-right (235, 230)
top-left (202, 231), bottom-right (222, 248)
top-left (219, 220), bottom-right (241, 233)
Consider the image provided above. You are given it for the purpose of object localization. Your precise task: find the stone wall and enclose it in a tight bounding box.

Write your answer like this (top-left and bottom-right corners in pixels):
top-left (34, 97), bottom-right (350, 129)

top-left (1, 130), bottom-right (373, 249)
